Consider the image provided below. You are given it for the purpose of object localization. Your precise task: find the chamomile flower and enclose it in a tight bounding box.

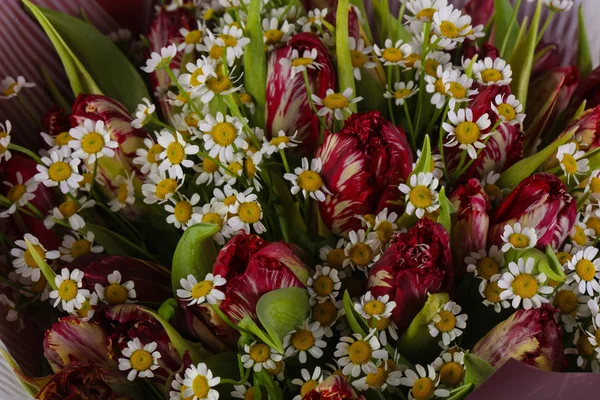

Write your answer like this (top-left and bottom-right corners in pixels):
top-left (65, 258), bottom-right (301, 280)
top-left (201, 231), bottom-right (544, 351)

top-left (353, 360), bottom-right (403, 391)
top-left (279, 48), bottom-right (321, 78)
top-left (228, 188), bottom-right (266, 234)
top-left (481, 170), bottom-right (503, 202)
top-left (200, 112), bottom-right (247, 163)
top-left (370, 208), bottom-right (399, 249)
top-left (95, 270), bottom-right (136, 305)
top-left (262, 17), bottom-right (293, 49)
top-left (284, 157), bottom-right (330, 201)
top-left (108, 173), bottom-right (136, 212)
top-left (319, 239), bottom-right (348, 271)
top-left (498, 258), bottom-right (553, 309)
top-left (49, 268), bottom-right (90, 313)
top-left (428, 301), bottom-right (468, 345)
top-left (564, 326), bottom-right (600, 371)
top-left (312, 88), bottom-right (362, 121)
top-left (141, 44), bottom-right (177, 73)
top-left (311, 299), bottom-right (343, 338)
top-left (406, 0), bottom-right (448, 22)
top-left (384, 81), bottom-right (418, 106)
top-left (473, 57), bottom-right (512, 86)
top-left (299, 8), bottom-right (328, 32)
top-left (35, 150), bottom-right (83, 194)
top-left (142, 171), bottom-right (183, 204)
top-left (586, 169), bottom-right (600, 202)
top-left (334, 331), bottom-right (388, 377)
top-left (571, 220), bottom-right (595, 248)
top-left (41, 130), bottom-right (73, 158)
top-left (178, 363), bottom-right (220, 400)
top-left (11, 234), bottom-right (60, 282)
top-left (70, 291), bottom-right (97, 320)
top-left (197, 201), bottom-right (230, 245)
top-left (177, 273), bottom-right (226, 306)
top-left (44, 196), bottom-right (95, 230)
top-left (465, 245), bottom-right (504, 280)
top-left (500, 222), bottom-right (538, 252)
top-left (0, 120), bottom-right (12, 162)
top-left (0, 172), bottom-right (37, 217)
top-left (307, 265), bottom-right (342, 303)
top-left (567, 247), bottom-right (600, 296)
top-left (349, 37), bottom-right (376, 80)
top-left (283, 320), bottom-right (327, 364)
top-left (443, 108), bottom-right (492, 159)
top-left (431, 351), bottom-right (465, 388)
top-left (0, 294), bottom-right (18, 324)
top-left (543, 0), bottom-right (574, 12)
top-left (118, 338), bottom-right (161, 381)
top-left (416, 51), bottom-right (452, 78)
top-left (131, 98), bottom-right (156, 129)
top-left (178, 22), bottom-right (204, 54)
top-left (479, 274), bottom-right (510, 312)
top-left (261, 130), bottom-right (301, 156)
top-left (291, 367), bottom-right (324, 400)
top-left (557, 142), bottom-right (589, 184)
top-left (399, 172), bottom-right (440, 219)
top-left (425, 65), bottom-right (450, 109)
top-left (213, 184), bottom-right (239, 207)
top-left (157, 130), bottom-right (199, 179)
top-left (0, 76), bottom-right (35, 99)
top-left (230, 384), bottom-right (254, 399)
top-left (400, 364), bottom-right (449, 400)
top-left (552, 283), bottom-right (590, 332)
top-left (355, 292), bottom-right (396, 321)
top-left (343, 229), bottom-right (380, 271)
top-left (59, 231), bottom-right (103, 262)
top-left (432, 5), bottom-right (472, 42)
top-left (242, 341), bottom-right (283, 372)
top-left (165, 193), bottom-right (202, 230)
top-left (374, 39), bottom-right (413, 67)
top-left (441, 68), bottom-right (477, 109)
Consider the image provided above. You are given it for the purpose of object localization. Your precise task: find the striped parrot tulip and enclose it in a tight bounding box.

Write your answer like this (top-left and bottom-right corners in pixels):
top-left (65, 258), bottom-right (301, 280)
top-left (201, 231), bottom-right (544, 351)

top-left (487, 173), bottom-right (576, 250)
top-left (316, 111), bottom-right (413, 235)
top-left (472, 305), bottom-right (562, 371)
top-left (305, 374), bottom-right (365, 400)
top-left (266, 32), bottom-right (335, 157)
top-left (449, 179), bottom-right (491, 276)
top-left (368, 219), bottom-right (453, 333)
top-left (562, 105), bottom-right (600, 151)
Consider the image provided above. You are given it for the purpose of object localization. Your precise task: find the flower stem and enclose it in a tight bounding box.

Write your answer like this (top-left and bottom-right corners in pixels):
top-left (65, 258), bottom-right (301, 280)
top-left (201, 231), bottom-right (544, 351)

top-left (302, 70), bottom-right (328, 142)
top-left (387, 66), bottom-right (397, 126)
top-left (403, 102), bottom-right (416, 148)
top-left (414, 22), bottom-right (431, 137)
top-left (536, 10), bottom-right (554, 47)
top-left (7, 144), bottom-right (42, 164)
top-left (438, 103), bottom-right (451, 180)
top-left (500, 0), bottom-right (522, 57)
top-left (164, 67), bottom-right (204, 118)
top-left (151, 117), bottom-right (176, 133)
top-left (278, 149), bottom-right (291, 174)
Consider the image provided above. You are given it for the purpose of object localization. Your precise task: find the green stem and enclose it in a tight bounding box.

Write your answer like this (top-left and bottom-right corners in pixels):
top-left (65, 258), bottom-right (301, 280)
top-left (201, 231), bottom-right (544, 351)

top-left (151, 117), bottom-right (176, 133)
top-left (17, 96), bottom-right (43, 130)
top-left (91, 159), bottom-right (98, 197)
top-left (7, 144), bottom-right (42, 164)
top-left (302, 70), bottom-right (328, 141)
top-left (24, 202), bottom-right (44, 219)
top-left (414, 22), bottom-right (431, 137)
top-left (164, 67), bottom-right (204, 118)
top-left (279, 149), bottom-right (291, 174)
top-left (438, 103), bottom-right (451, 180)
top-left (403, 102), bottom-right (416, 148)
top-left (387, 66), bottom-right (397, 125)
top-left (500, 0), bottom-right (522, 57)
top-left (536, 11), bottom-right (554, 46)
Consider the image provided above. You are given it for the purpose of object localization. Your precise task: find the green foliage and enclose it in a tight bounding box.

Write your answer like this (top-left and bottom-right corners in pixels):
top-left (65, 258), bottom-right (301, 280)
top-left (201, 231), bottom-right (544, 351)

top-left (243, 0), bottom-right (267, 126)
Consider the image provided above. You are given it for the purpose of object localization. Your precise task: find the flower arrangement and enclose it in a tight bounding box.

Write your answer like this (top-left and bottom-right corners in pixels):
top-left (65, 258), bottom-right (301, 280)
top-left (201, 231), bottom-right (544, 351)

top-left (1, 0), bottom-right (599, 398)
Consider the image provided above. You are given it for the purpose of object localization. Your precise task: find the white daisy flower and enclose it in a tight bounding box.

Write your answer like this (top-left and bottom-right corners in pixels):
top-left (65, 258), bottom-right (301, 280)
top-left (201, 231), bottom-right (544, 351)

top-left (564, 326), bottom-right (600, 372)
top-left (343, 229), bottom-right (380, 271)
top-left (442, 68), bottom-right (478, 109)
top-left (118, 338), bottom-right (161, 381)
top-left (552, 283), bottom-right (591, 333)
top-left (425, 65), bottom-right (450, 109)
top-left (131, 98), bottom-right (156, 129)
top-left (384, 81), bottom-right (418, 106)
top-left (200, 112), bottom-right (247, 163)
top-left (498, 257), bottom-right (553, 309)
top-left (213, 184), bottom-right (239, 207)
top-left (157, 130), bottom-right (199, 179)
top-left (194, 155), bottom-right (224, 186)
top-left (44, 196), bottom-right (95, 230)
top-left (49, 268), bottom-right (90, 313)
top-left (543, 0), bottom-right (574, 12)
top-left (0, 76), bottom-right (35, 99)
top-left (59, 231), bottom-right (103, 262)
top-left (415, 50), bottom-right (452, 79)
top-left (218, 155), bottom-right (245, 186)
top-left (0, 120), bottom-right (12, 162)
top-left (241, 341), bottom-right (283, 372)
top-left (261, 130), bottom-right (301, 156)
top-left (307, 265), bottom-right (342, 303)
top-left (279, 48), bottom-right (321, 78)
top-left (263, 17), bottom-right (294, 50)
top-left (571, 219), bottom-right (595, 248)
top-left (141, 44), bottom-right (177, 73)
top-left (465, 245), bottom-right (504, 280)
top-left (473, 57), bottom-right (512, 86)
top-left (433, 5), bottom-right (472, 42)
top-left (107, 172), bottom-right (136, 212)
top-left (197, 201), bottom-right (231, 245)
top-left (228, 188), bottom-right (266, 234)
top-left (298, 8), bottom-right (328, 32)
top-left (41, 130), bottom-right (73, 158)
top-left (177, 273), bottom-right (226, 306)
top-left (319, 239), bottom-right (348, 271)
top-left (141, 171), bottom-right (183, 204)
top-left (178, 58), bottom-right (215, 95)
top-left (399, 172), bottom-right (440, 219)
top-left (443, 108), bottom-right (492, 159)
top-left (312, 88), bottom-right (362, 121)
top-left (219, 25), bottom-right (250, 66)
top-left (0, 172), bottom-right (37, 218)
top-left (35, 150), bottom-right (83, 194)
top-left (74, 292), bottom-right (98, 322)
top-left (349, 37), bottom-right (376, 80)
top-left (500, 222), bottom-right (538, 252)
top-left (586, 169), bottom-right (600, 203)
top-left (406, 0), bottom-right (448, 22)
top-left (69, 119), bottom-right (118, 164)
top-left (479, 274), bottom-right (511, 313)
top-left (95, 270), bottom-right (136, 306)
top-left (481, 170), bottom-right (503, 202)
top-left (567, 247), bottom-right (600, 296)
top-left (374, 39), bottom-right (413, 67)
top-left (11, 234), bottom-right (60, 282)
top-left (353, 360), bottom-right (403, 391)
top-left (431, 351), bottom-right (465, 388)
top-left (283, 320), bottom-right (327, 364)
top-left (165, 193), bottom-right (202, 230)
top-left (291, 367), bottom-right (324, 400)
top-left (428, 301), bottom-right (468, 346)
top-left (412, 149), bottom-right (445, 180)
top-left (557, 142), bottom-right (589, 184)
top-left (334, 331), bottom-right (388, 377)
top-left (400, 364), bottom-right (450, 400)
top-left (174, 362), bottom-right (220, 400)
top-left (311, 299), bottom-right (344, 338)
top-left (355, 292), bottom-right (398, 345)
top-left (178, 22), bottom-right (204, 54)
top-left (284, 157), bottom-right (330, 202)
top-left (370, 208), bottom-right (399, 249)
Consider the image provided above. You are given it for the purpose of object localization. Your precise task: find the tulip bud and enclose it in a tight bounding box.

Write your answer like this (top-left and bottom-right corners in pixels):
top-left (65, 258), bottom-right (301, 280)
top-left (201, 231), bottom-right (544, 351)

top-left (568, 65), bottom-right (600, 114)
top-left (304, 374), bottom-right (365, 400)
top-left (565, 105), bottom-right (600, 151)
top-left (488, 173), bottom-right (576, 250)
top-left (449, 179), bottom-right (491, 275)
top-left (42, 106), bottom-right (70, 137)
top-left (266, 32), bottom-right (336, 157)
top-left (472, 305), bottom-right (563, 371)
top-left (316, 111), bottom-right (413, 235)
top-left (368, 218), bottom-right (453, 333)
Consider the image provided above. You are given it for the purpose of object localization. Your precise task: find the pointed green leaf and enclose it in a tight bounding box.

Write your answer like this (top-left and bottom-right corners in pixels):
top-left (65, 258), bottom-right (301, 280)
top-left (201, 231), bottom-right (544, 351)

top-left (343, 290), bottom-right (368, 336)
top-left (238, 316), bottom-right (282, 352)
top-left (243, 0), bottom-right (267, 126)
top-left (256, 370), bottom-right (284, 400)
top-left (24, 238), bottom-right (57, 290)
top-left (171, 223), bottom-right (220, 294)
top-left (463, 352), bottom-right (495, 387)
top-left (437, 187), bottom-right (454, 235)
top-left (0, 349), bottom-right (42, 396)
top-left (572, 100), bottom-right (588, 122)
top-left (577, 5), bottom-right (593, 78)
top-left (541, 245), bottom-right (566, 283)
top-left (412, 135), bottom-right (433, 176)
top-left (157, 298), bottom-right (178, 321)
top-left (336, 0), bottom-right (357, 113)
top-left (494, 0), bottom-right (521, 58)
top-left (446, 383), bottom-right (475, 400)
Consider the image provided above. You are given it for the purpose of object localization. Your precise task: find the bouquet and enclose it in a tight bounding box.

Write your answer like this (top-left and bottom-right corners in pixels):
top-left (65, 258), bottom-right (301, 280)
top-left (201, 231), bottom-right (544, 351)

top-left (0, 0), bottom-right (599, 398)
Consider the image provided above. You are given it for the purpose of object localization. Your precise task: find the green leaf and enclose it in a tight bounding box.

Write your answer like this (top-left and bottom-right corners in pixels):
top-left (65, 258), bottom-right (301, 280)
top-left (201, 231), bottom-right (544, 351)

top-left (255, 370), bottom-right (284, 400)
top-left (81, 223), bottom-right (148, 260)
top-left (577, 5), bottom-right (593, 79)
top-left (256, 287), bottom-right (310, 351)
top-left (494, 0), bottom-right (520, 58)
top-left (24, 238), bottom-right (57, 290)
top-left (243, 0), bottom-right (267, 126)
top-left (0, 349), bottom-right (42, 396)
top-left (572, 100), bottom-right (588, 122)
top-left (412, 135), bottom-right (432, 175)
top-left (343, 290), bottom-right (368, 336)
top-left (355, 68), bottom-right (386, 113)
top-left (336, 0), bottom-right (357, 113)
top-left (509, 0), bottom-right (542, 109)
top-left (497, 126), bottom-right (575, 189)
top-left (542, 244), bottom-right (567, 283)
top-left (157, 298), bottom-right (178, 321)
top-left (463, 352), bottom-right (495, 387)
top-left (437, 187), bottom-right (454, 235)
top-left (446, 383), bottom-right (475, 400)
top-left (349, 0), bottom-right (374, 42)
top-left (397, 293), bottom-right (449, 362)
top-left (171, 223), bottom-right (220, 294)
top-left (238, 316), bottom-right (282, 352)
top-left (40, 65), bottom-right (71, 112)
top-left (23, 0), bottom-right (150, 112)
top-left (577, 191), bottom-right (592, 211)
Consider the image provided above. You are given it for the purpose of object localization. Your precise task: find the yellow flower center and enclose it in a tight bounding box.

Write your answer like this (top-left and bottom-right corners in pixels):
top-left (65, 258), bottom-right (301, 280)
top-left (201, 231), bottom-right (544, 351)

top-left (130, 349), bottom-right (153, 371)
top-left (363, 300), bottom-right (386, 316)
top-left (209, 44), bottom-right (224, 59)
top-left (350, 50), bottom-right (367, 68)
top-left (76, 298), bottom-right (93, 319)
top-left (249, 343), bottom-right (270, 363)
top-left (576, 259), bottom-right (596, 281)
top-left (376, 221), bottom-right (394, 244)
top-left (245, 158), bottom-right (256, 179)
top-left (368, 316), bottom-right (391, 331)
top-left (192, 375), bottom-right (209, 398)
top-left (435, 310), bottom-right (456, 332)
top-left (219, 34), bottom-right (237, 47)
top-left (79, 173), bottom-right (93, 188)
top-left (202, 212), bottom-right (224, 228)
top-left (167, 142), bottom-right (185, 165)
top-left (238, 202), bottom-right (261, 223)
top-left (409, 185), bottom-right (433, 209)
top-left (481, 69), bottom-right (502, 83)
top-left (71, 239), bottom-right (91, 259)
top-left (3, 82), bottom-right (17, 97)
top-left (204, 8), bottom-right (214, 20)
top-left (116, 182), bottom-right (129, 204)
top-left (494, 104), bottom-right (516, 123)
top-left (147, 144), bottom-right (163, 163)
top-left (185, 29), bottom-right (202, 44)
top-left (266, 360), bottom-right (283, 376)
top-left (366, 366), bottom-right (389, 388)
top-left (476, 257), bottom-right (499, 280)
top-left (561, 153), bottom-right (578, 174)
top-left (300, 380), bottom-right (318, 397)
top-left (349, 243), bottom-right (374, 266)
top-left (48, 161), bottom-right (72, 182)
top-left (326, 248), bottom-right (346, 270)
top-left (590, 177), bottom-right (600, 193)
top-left (508, 232), bottom-right (529, 248)
top-left (439, 362), bottom-right (464, 387)
top-left (291, 329), bottom-right (315, 351)
top-left (323, 93), bottom-right (349, 110)
top-left (206, 75), bottom-right (232, 94)
top-left (416, 7), bottom-right (436, 20)
top-left (447, 82), bottom-right (467, 99)
top-left (81, 132), bottom-right (105, 154)
top-left (104, 283), bottom-right (128, 305)
top-left (31, 275), bottom-right (47, 293)
top-left (572, 225), bottom-right (588, 246)
top-left (191, 280), bottom-right (214, 299)
top-left (313, 275), bottom-right (334, 297)
top-left (483, 281), bottom-right (503, 303)
top-left (454, 121), bottom-right (480, 145)
top-left (434, 79), bottom-right (447, 94)
top-left (187, 68), bottom-right (205, 88)
top-left (485, 183), bottom-right (502, 199)
top-left (393, 88), bottom-right (412, 99)
top-left (291, 57), bottom-right (313, 67)
top-left (201, 157), bottom-right (218, 174)
top-left (156, 178), bottom-right (178, 200)
top-left (174, 201), bottom-right (193, 223)
top-left (239, 93), bottom-right (252, 105)
top-left (58, 279), bottom-right (78, 301)
top-left (211, 122), bottom-right (238, 148)
top-left (244, 387), bottom-right (255, 400)
top-left (297, 170), bottom-right (323, 192)
top-left (224, 194), bottom-right (237, 206)
top-left (425, 59), bottom-right (440, 77)
top-left (55, 131), bottom-right (73, 146)
top-left (440, 21), bottom-right (459, 38)
top-left (587, 217), bottom-right (600, 237)
top-left (404, 53), bottom-right (421, 68)
top-left (511, 274), bottom-right (539, 299)
top-left (270, 136), bottom-right (290, 146)
top-left (412, 377), bottom-right (435, 400)
top-left (226, 162), bottom-right (243, 177)
top-left (363, 214), bottom-right (376, 226)
top-left (7, 184), bottom-right (26, 203)
top-left (24, 245), bottom-right (45, 268)
top-left (554, 289), bottom-right (577, 314)
top-left (382, 48), bottom-right (404, 63)
top-left (555, 251), bottom-right (572, 266)
top-left (264, 29), bottom-right (284, 46)
top-left (58, 200), bottom-right (78, 218)
top-left (312, 300), bottom-right (337, 326)
top-left (577, 334), bottom-right (595, 357)
top-left (348, 340), bottom-right (372, 365)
